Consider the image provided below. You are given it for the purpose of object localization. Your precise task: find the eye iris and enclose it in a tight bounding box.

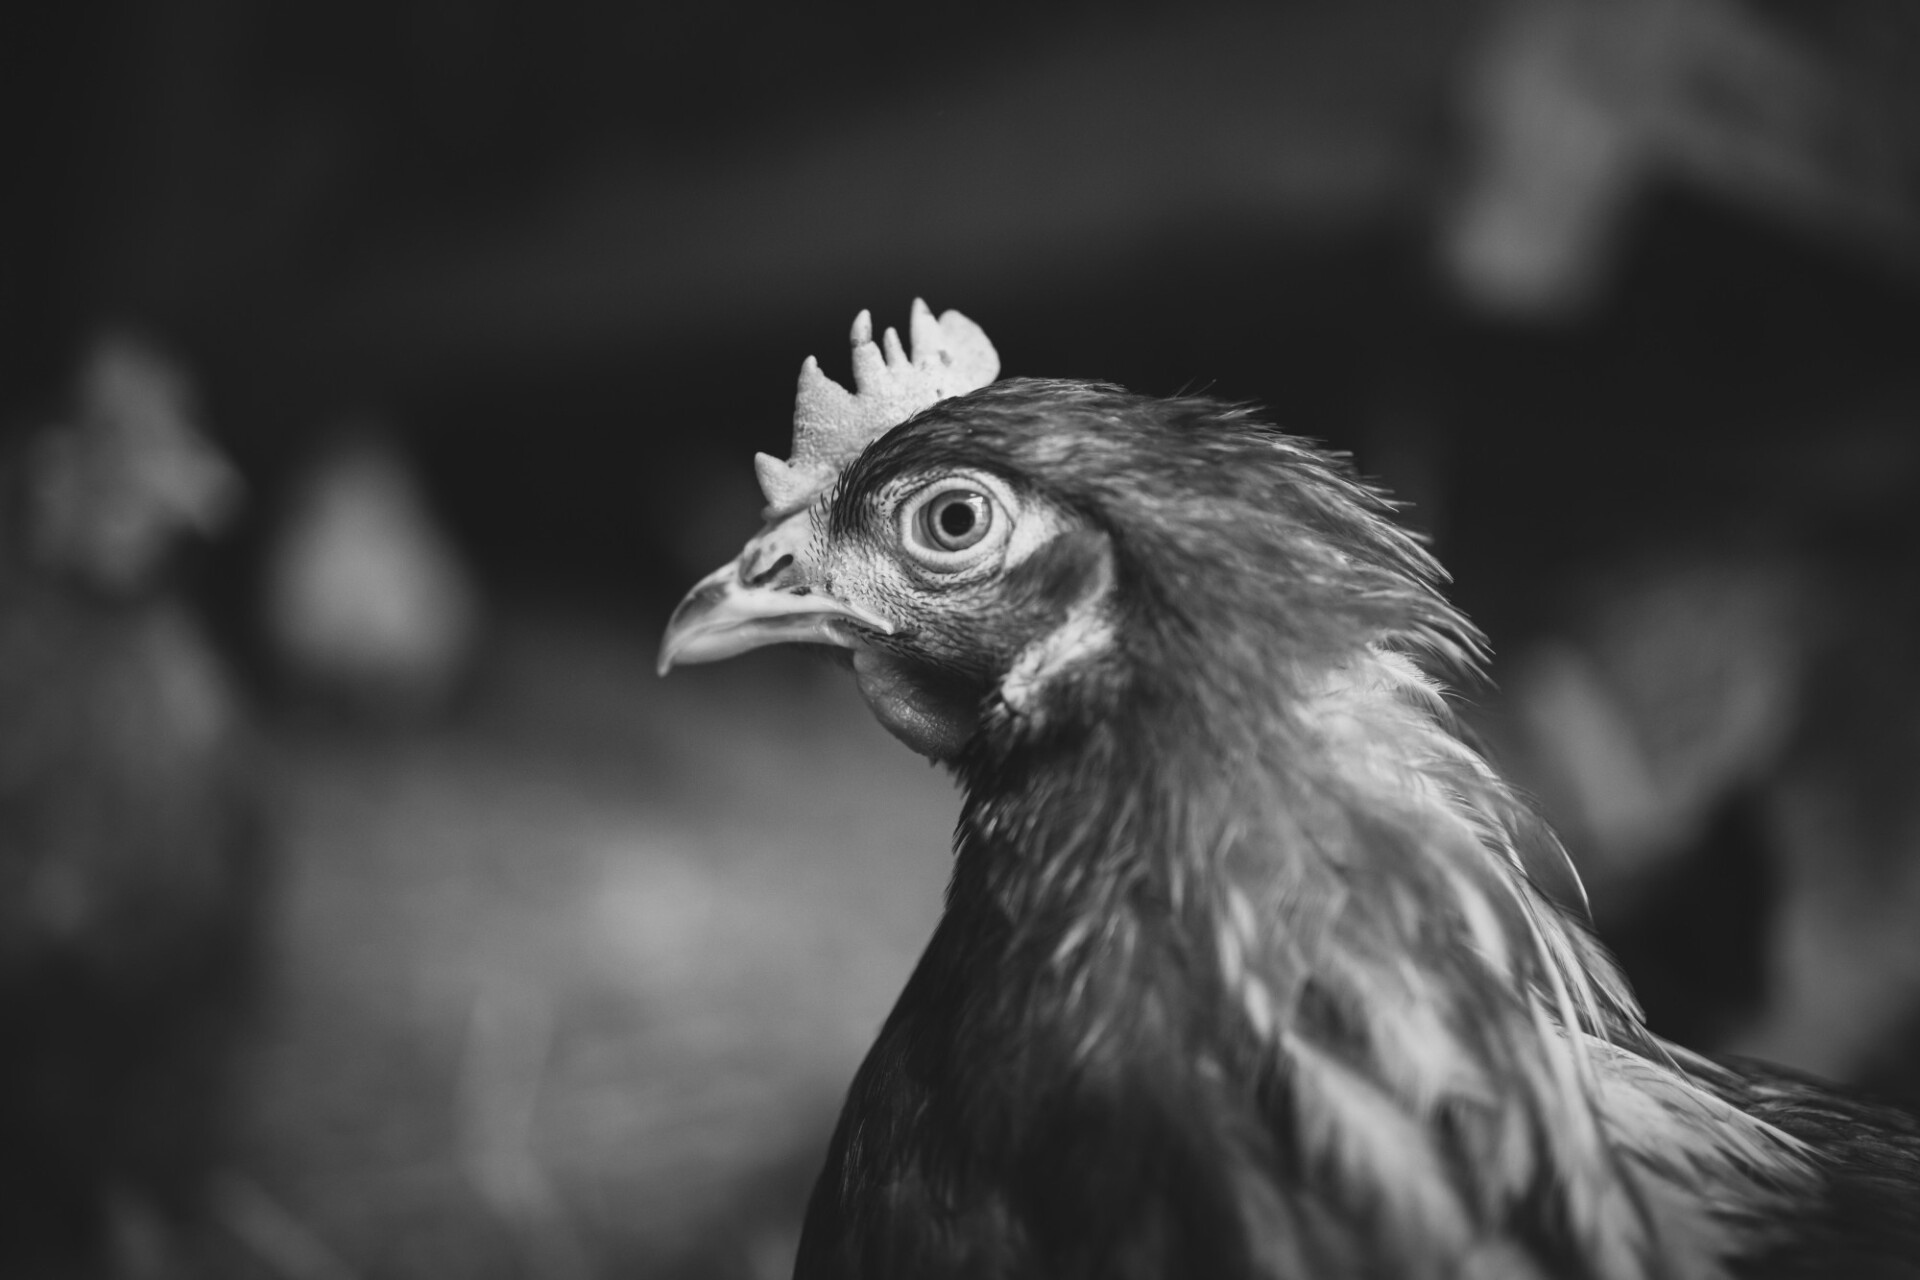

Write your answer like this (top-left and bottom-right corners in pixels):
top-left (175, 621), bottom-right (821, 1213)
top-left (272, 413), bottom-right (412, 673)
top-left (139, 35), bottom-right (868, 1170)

top-left (922, 491), bottom-right (989, 551)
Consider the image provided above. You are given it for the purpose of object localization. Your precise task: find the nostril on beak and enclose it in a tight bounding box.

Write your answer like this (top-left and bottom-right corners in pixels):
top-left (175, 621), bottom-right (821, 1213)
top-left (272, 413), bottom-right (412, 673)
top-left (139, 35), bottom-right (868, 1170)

top-left (744, 551), bottom-right (795, 588)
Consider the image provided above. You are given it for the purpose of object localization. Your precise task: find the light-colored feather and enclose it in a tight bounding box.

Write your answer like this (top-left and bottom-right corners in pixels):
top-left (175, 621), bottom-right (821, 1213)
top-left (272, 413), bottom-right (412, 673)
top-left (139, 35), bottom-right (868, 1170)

top-left (1193, 646), bottom-right (1816, 1279)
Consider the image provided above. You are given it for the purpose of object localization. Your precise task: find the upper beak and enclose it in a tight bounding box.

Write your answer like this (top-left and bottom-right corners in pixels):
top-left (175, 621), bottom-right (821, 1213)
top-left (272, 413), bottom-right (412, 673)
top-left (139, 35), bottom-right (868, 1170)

top-left (657, 506), bottom-right (895, 675)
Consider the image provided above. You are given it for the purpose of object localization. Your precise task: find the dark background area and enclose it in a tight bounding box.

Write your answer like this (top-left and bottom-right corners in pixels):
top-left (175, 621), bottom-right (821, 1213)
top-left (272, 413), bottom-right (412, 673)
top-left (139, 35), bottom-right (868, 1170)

top-left (3, 1), bottom-right (1920, 1277)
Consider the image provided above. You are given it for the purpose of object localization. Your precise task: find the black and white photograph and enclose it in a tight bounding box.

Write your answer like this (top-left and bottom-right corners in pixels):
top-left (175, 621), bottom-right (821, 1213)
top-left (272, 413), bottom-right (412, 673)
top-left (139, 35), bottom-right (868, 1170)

top-left (3, 2), bottom-right (1919, 1276)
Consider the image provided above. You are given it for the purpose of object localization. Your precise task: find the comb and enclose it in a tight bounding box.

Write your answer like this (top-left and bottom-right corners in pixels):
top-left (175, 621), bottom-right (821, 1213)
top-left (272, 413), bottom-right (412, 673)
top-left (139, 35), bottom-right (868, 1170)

top-left (754, 299), bottom-right (999, 515)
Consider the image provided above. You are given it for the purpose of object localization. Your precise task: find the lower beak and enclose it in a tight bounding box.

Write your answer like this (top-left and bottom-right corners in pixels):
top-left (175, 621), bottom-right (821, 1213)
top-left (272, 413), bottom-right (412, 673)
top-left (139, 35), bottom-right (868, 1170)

top-left (656, 508), bottom-right (894, 675)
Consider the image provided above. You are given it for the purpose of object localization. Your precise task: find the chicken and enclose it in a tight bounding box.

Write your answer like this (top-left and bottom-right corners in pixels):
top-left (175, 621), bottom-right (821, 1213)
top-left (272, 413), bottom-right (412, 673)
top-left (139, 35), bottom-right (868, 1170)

top-left (264, 422), bottom-right (482, 720)
top-left (659, 303), bottom-right (1920, 1279)
top-left (0, 334), bottom-right (260, 1275)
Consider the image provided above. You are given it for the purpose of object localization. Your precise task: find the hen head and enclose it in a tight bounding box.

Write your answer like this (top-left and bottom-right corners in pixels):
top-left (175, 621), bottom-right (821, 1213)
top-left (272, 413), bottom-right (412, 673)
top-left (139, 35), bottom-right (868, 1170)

top-left (662, 374), bottom-right (1476, 770)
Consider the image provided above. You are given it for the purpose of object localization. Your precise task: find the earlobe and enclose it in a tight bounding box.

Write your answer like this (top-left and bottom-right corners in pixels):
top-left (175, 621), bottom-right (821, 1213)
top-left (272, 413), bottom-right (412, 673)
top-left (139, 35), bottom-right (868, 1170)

top-left (998, 531), bottom-right (1118, 719)
top-left (1024, 527), bottom-right (1114, 607)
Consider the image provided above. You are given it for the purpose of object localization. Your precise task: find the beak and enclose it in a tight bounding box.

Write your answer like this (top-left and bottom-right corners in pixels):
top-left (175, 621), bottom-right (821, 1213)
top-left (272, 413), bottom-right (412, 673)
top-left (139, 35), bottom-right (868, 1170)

top-left (657, 506), bottom-right (895, 675)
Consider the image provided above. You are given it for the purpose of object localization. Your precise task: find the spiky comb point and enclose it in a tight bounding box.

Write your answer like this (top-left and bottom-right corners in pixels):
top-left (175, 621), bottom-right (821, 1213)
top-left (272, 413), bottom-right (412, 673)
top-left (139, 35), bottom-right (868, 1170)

top-left (754, 299), bottom-right (999, 515)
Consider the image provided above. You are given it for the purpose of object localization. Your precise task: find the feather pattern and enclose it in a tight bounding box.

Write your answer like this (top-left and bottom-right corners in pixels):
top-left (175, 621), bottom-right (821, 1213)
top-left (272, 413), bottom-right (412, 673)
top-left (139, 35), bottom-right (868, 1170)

top-left (776, 381), bottom-right (1913, 1279)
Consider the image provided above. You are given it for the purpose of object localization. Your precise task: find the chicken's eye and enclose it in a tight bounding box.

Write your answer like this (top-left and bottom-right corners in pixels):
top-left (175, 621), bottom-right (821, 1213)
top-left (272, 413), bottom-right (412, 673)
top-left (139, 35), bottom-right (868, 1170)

top-left (896, 478), bottom-right (1013, 573)
top-left (921, 491), bottom-right (990, 551)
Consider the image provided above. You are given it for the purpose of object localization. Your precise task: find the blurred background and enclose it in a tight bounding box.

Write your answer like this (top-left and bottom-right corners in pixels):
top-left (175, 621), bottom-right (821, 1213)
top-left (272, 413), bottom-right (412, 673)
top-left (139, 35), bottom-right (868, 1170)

top-left (2, 0), bottom-right (1919, 1275)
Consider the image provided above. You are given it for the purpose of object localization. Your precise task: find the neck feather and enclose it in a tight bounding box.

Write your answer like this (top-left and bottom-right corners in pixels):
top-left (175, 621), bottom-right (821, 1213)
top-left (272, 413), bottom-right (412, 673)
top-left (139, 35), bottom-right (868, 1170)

top-left (952, 640), bottom-right (1811, 1280)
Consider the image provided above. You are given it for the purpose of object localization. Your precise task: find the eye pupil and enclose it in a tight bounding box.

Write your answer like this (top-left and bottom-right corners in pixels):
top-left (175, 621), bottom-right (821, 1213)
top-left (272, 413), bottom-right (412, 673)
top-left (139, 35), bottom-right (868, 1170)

top-left (938, 502), bottom-right (975, 540)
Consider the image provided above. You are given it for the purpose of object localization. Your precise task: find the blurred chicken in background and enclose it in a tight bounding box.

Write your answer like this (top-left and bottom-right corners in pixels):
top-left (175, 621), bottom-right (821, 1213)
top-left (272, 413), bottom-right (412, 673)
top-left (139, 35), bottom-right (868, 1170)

top-left (1444, 0), bottom-right (1920, 1100)
top-left (1445, 0), bottom-right (1920, 314)
top-left (0, 334), bottom-right (262, 1277)
top-left (263, 423), bottom-right (483, 723)
top-left (1492, 534), bottom-right (1920, 1096)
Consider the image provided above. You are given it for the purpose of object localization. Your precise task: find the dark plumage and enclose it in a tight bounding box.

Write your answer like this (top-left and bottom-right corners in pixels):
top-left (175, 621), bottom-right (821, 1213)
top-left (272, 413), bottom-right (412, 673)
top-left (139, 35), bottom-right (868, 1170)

top-left (666, 375), bottom-right (1920, 1279)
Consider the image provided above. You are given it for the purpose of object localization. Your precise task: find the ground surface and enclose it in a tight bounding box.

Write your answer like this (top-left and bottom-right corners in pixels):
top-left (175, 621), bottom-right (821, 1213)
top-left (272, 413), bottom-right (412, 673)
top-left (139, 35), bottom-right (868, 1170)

top-left (222, 606), bottom-right (953, 1280)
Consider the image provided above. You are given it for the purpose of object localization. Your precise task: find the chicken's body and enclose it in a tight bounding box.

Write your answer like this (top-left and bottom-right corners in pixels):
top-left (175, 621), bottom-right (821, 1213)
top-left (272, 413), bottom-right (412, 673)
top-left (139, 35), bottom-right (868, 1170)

top-left (0, 335), bottom-right (258, 1271)
top-left (662, 319), bottom-right (1920, 1279)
